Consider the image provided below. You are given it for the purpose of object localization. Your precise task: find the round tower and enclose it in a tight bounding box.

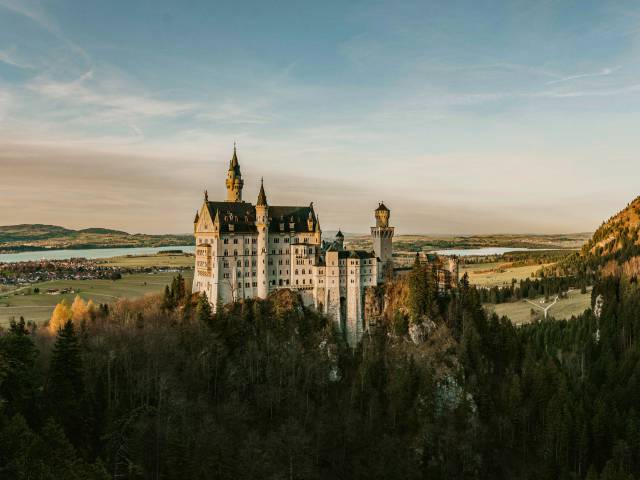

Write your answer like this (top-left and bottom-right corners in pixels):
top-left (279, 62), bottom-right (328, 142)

top-left (255, 178), bottom-right (269, 299)
top-left (370, 202), bottom-right (394, 280)
top-left (225, 144), bottom-right (244, 202)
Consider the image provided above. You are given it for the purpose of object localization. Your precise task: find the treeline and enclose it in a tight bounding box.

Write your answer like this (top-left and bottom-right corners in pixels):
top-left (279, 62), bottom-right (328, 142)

top-left (462, 249), bottom-right (573, 266)
top-left (478, 276), bottom-right (588, 304)
top-left (2, 268), bottom-right (640, 479)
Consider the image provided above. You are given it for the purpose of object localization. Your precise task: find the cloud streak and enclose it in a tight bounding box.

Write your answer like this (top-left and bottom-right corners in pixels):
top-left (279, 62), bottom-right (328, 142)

top-left (545, 66), bottom-right (621, 85)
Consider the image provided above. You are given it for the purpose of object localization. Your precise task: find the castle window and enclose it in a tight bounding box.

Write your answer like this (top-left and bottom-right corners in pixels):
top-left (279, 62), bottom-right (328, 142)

top-left (244, 259), bottom-right (249, 266)
top-left (271, 250), bottom-right (276, 255)
top-left (224, 239), bottom-right (228, 244)
top-left (245, 282), bottom-right (250, 288)
top-left (245, 249), bottom-right (249, 255)
top-left (284, 237), bottom-right (289, 243)
top-left (237, 282), bottom-right (241, 288)
top-left (295, 270), bottom-right (298, 275)
top-left (224, 273), bottom-right (229, 278)
top-left (252, 238), bottom-right (257, 244)
top-left (224, 250), bottom-right (228, 256)
top-left (274, 238), bottom-right (279, 243)
top-left (233, 239), bottom-right (238, 244)
top-left (252, 282), bottom-right (257, 287)
top-left (302, 279), bottom-right (305, 284)
top-left (245, 238), bottom-right (250, 244)
top-left (223, 261), bottom-right (229, 268)
top-left (234, 250), bottom-right (238, 256)
top-left (237, 260), bottom-right (241, 267)
top-left (296, 279), bottom-right (299, 285)
top-left (302, 269), bottom-right (305, 274)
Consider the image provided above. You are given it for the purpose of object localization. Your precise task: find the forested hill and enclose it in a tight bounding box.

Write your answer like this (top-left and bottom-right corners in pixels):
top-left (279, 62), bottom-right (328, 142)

top-left (3, 266), bottom-right (640, 478)
top-left (0, 224), bottom-right (194, 252)
top-left (554, 195), bottom-right (640, 277)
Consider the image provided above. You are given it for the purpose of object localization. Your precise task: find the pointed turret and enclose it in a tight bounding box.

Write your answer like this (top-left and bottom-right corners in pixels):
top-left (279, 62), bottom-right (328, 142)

top-left (230, 144), bottom-right (239, 170)
top-left (257, 177), bottom-right (267, 206)
top-left (335, 229), bottom-right (344, 251)
top-left (225, 144), bottom-right (244, 202)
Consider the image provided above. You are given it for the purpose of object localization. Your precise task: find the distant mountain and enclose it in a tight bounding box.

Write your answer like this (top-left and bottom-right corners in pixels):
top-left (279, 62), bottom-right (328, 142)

top-left (0, 224), bottom-right (194, 253)
top-left (555, 196), bottom-right (640, 277)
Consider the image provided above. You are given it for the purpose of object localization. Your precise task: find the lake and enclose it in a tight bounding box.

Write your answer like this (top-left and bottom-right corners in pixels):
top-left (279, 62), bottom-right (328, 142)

top-left (0, 245), bottom-right (196, 263)
top-left (433, 247), bottom-right (551, 257)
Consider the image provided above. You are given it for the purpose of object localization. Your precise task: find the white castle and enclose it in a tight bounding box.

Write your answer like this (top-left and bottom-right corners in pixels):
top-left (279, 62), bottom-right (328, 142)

top-left (192, 146), bottom-right (394, 345)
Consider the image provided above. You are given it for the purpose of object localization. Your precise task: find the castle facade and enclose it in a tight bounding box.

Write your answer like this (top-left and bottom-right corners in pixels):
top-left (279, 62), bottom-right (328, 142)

top-left (192, 147), bottom-right (394, 345)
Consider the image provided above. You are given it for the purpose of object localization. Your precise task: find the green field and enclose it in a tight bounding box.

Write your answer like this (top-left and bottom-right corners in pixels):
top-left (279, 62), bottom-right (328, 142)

top-left (460, 262), bottom-right (550, 287)
top-left (485, 288), bottom-right (592, 325)
top-left (0, 271), bottom-right (193, 326)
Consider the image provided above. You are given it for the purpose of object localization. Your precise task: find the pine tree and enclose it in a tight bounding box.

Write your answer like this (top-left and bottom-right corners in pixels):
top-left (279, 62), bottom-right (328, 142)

top-left (47, 320), bottom-right (85, 446)
top-left (196, 293), bottom-right (213, 326)
top-left (0, 318), bottom-right (39, 418)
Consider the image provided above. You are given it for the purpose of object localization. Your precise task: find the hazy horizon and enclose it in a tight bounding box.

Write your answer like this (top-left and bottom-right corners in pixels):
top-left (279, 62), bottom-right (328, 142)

top-left (2, 0), bottom-right (640, 234)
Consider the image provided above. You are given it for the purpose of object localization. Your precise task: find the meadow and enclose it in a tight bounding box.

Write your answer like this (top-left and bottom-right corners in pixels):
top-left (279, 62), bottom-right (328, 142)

top-left (0, 271), bottom-right (194, 326)
top-left (459, 262), bottom-right (552, 287)
top-left (485, 288), bottom-right (593, 325)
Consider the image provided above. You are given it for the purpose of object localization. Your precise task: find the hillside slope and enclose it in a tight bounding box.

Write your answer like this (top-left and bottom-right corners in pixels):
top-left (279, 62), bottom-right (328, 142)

top-left (555, 195), bottom-right (640, 277)
top-left (0, 224), bottom-right (194, 252)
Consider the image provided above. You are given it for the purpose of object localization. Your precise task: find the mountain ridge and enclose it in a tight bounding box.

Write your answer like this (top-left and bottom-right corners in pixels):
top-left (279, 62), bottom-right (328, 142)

top-left (0, 224), bottom-right (194, 253)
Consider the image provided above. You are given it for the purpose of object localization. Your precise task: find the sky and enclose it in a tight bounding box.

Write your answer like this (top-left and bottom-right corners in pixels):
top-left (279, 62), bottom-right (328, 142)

top-left (1, 0), bottom-right (640, 235)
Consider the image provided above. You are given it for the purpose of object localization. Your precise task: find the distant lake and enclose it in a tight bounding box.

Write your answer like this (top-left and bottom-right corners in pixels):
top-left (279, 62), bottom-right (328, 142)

top-left (433, 247), bottom-right (552, 257)
top-left (0, 245), bottom-right (196, 263)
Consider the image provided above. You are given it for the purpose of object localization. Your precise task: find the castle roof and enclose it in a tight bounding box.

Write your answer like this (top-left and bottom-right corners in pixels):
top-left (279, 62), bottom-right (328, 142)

top-left (206, 201), bottom-right (257, 233)
top-left (317, 249), bottom-right (376, 265)
top-left (335, 229), bottom-right (344, 238)
top-left (375, 202), bottom-right (389, 212)
top-left (268, 205), bottom-right (317, 233)
top-left (203, 201), bottom-right (318, 234)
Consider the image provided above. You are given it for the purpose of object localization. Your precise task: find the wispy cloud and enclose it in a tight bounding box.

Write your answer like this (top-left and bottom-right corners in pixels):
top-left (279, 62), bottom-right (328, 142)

top-left (28, 70), bottom-right (196, 117)
top-left (0, 47), bottom-right (34, 69)
top-left (545, 66), bottom-right (621, 85)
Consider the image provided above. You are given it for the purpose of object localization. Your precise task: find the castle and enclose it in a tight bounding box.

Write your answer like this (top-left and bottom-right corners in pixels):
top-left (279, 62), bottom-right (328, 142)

top-left (192, 146), bottom-right (394, 345)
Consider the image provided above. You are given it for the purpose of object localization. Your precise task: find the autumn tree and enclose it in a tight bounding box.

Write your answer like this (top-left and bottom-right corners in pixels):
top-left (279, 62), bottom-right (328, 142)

top-left (48, 299), bottom-right (72, 333)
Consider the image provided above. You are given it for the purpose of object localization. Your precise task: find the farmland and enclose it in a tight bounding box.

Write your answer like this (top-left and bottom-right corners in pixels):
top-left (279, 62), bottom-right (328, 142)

top-left (0, 271), bottom-right (194, 326)
top-left (485, 288), bottom-right (593, 325)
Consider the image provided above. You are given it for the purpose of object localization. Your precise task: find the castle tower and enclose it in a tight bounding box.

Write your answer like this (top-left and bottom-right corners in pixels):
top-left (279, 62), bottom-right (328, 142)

top-left (335, 229), bottom-right (344, 251)
top-left (255, 178), bottom-right (269, 298)
top-left (371, 202), bottom-right (394, 278)
top-left (225, 145), bottom-right (244, 202)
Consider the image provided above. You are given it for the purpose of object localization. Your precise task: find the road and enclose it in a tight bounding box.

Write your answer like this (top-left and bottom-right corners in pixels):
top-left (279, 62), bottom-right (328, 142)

top-left (525, 296), bottom-right (559, 319)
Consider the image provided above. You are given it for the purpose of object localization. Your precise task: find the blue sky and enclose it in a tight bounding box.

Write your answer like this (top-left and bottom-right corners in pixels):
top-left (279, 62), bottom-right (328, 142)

top-left (1, 0), bottom-right (640, 234)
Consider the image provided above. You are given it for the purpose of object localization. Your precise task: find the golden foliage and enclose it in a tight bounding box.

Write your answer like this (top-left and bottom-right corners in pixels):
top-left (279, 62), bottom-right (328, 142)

top-left (49, 299), bottom-right (72, 333)
top-left (71, 295), bottom-right (90, 323)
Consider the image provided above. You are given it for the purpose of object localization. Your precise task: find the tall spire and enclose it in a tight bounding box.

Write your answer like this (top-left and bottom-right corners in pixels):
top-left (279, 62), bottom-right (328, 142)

top-left (230, 142), bottom-right (239, 170)
top-left (225, 143), bottom-right (243, 202)
top-left (257, 177), bottom-right (267, 206)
